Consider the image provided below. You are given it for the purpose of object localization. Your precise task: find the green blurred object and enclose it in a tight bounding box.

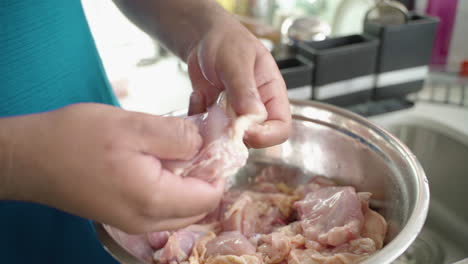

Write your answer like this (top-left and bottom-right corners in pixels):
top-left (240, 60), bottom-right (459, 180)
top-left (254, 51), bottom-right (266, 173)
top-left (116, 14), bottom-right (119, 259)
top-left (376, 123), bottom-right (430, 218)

top-left (294, 0), bottom-right (327, 15)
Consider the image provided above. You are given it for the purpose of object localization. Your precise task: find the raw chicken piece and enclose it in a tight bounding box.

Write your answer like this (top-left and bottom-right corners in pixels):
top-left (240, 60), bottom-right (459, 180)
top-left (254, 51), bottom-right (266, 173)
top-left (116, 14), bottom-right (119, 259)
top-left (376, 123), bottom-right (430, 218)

top-left (103, 224), bottom-right (154, 263)
top-left (205, 231), bottom-right (256, 257)
top-left (294, 186), bottom-right (364, 247)
top-left (153, 230), bottom-right (202, 263)
top-left (251, 182), bottom-right (280, 194)
top-left (361, 208), bottom-right (387, 249)
top-left (361, 209), bottom-right (387, 249)
top-left (190, 232), bottom-right (217, 264)
top-left (154, 225), bottom-right (217, 264)
top-left (221, 193), bottom-right (257, 235)
top-left (256, 223), bottom-right (307, 264)
top-left (257, 232), bottom-right (292, 264)
top-left (287, 238), bottom-right (376, 264)
top-left (221, 191), bottom-right (297, 237)
top-left (205, 255), bottom-right (262, 264)
top-left (331, 238), bottom-right (376, 255)
top-left (270, 223), bottom-right (307, 253)
top-left (248, 192), bottom-right (299, 220)
top-left (263, 190), bottom-right (385, 264)
top-left (162, 93), bottom-right (267, 184)
top-left (254, 166), bottom-right (303, 187)
top-left (205, 255), bottom-right (263, 264)
top-left (190, 232), bottom-right (261, 264)
top-left (288, 248), bottom-right (368, 264)
top-left (293, 176), bottom-right (336, 198)
top-left (357, 191), bottom-right (387, 249)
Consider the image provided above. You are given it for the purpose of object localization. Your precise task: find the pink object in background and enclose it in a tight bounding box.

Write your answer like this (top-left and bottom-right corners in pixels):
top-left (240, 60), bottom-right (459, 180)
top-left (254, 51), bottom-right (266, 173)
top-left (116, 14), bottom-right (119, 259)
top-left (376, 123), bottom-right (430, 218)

top-left (425, 0), bottom-right (459, 66)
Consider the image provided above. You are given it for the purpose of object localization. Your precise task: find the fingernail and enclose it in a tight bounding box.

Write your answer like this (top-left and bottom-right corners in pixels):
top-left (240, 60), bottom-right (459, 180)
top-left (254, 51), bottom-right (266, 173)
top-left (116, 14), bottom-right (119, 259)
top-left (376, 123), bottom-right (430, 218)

top-left (247, 89), bottom-right (266, 114)
top-left (252, 89), bottom-right (261, 100)
top-left (191, 122), bottom-right (203, 149)
top-left (252, 98), bottom-right (267, 118)
top-left (190, 91), bottom-right (201, 104)
top-left (183, 119), bottom-right (203, 159)
top-left (189, 91), bottom-right (204, 116)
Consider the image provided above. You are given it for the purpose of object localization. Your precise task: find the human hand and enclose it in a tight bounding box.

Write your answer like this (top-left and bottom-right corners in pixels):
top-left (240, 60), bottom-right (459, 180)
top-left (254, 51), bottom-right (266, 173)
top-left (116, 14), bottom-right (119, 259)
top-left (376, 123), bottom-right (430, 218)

top-left (3, 103), bottom-right (224, 234)
top-left (186, 15), bottom-right (292, 149)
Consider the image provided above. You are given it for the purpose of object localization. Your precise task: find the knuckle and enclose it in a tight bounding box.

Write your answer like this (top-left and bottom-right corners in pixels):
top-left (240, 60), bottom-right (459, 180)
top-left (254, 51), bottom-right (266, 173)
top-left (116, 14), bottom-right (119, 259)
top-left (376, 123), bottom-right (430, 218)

top-left (134, 188), bottom-right (163, 223)
top-left (102, 136), bottom-right (120, 154)
top-left (102, 112), bottom-right (135, 150)
top-left (129, 113), bottom-right (151, 139)
top-left (124, 184), bottom-right (166, 233)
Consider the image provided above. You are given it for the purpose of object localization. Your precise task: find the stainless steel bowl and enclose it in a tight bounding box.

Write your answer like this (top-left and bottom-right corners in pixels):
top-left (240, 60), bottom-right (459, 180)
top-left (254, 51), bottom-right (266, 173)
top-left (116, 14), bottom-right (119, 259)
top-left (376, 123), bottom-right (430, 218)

top-left (95, 100), bottom-right (429, 264)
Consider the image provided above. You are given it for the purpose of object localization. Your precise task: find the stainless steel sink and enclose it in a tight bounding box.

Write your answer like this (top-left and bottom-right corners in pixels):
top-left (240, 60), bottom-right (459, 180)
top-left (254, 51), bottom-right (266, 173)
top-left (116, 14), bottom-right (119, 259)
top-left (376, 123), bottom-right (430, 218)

top-left (385, 119), bottom-right (468, 264)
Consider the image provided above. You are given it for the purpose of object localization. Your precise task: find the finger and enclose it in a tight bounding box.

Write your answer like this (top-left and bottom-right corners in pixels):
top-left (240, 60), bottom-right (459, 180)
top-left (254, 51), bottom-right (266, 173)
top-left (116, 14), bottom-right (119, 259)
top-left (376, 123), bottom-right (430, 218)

top-left (104, 154), bottom-right (217, 234)
top-left (246, 78), bottom-right (291, 148)
top-left (147, 231), bottom-right (170, 249)
top-left (216, 46), bottom-right (267, 117)
top-left (135, 114), bottom-right (203, 160)
top-left (188, 90), bottom-right (205, 116)
top-left (245, 119), bottom-right (291, 148)
top-left (148, 213), bottom-right (206, 232)
top-left (245, 52), bottom-right (292, 148)
top-left (116, 157), bottom-right (224, 234)
top-left (187, 50), bottom-right (221, 115)
top-left (152, 169), bottom-right (225, 219)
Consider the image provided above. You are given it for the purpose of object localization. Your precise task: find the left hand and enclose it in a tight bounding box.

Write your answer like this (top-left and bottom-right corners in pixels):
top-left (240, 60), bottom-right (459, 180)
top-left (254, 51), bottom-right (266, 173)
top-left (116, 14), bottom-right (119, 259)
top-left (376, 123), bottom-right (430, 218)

top-left (186, 16), bottom-right (292, 149)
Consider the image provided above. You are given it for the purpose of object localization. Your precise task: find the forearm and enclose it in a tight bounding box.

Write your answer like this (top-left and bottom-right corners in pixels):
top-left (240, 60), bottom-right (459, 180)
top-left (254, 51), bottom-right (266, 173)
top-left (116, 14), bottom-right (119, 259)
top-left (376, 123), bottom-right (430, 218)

top-left (0, 118), bottom-right (15, 200)
top-left (0, 113), bottom-right (46, 201)
top-left (113, 0), bottom-right (231, 61)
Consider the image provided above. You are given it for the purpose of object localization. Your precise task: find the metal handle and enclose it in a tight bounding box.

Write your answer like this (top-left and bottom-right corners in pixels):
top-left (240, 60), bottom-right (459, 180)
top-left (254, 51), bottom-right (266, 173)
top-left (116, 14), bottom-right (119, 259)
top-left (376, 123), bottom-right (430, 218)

top-left (364, 0), bottom-right (409, 25)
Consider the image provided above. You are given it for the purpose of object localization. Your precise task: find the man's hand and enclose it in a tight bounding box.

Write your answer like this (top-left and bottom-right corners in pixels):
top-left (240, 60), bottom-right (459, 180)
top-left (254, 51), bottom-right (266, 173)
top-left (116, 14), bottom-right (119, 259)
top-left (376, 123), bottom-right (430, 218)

top-left (0, 104), bottom-right (224, 234)
top-left (186, 17), bottom-right (291, 148)
top-left (112, 0), bottom-right (292, 149)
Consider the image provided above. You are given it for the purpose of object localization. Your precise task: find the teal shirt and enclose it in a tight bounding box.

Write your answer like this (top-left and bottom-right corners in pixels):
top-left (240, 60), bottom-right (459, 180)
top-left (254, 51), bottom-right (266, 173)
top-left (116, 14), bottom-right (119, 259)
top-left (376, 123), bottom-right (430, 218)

top-left (1, 0), bottom-right (120, 263)
top-left (1, 0), bottom-right (119, 116)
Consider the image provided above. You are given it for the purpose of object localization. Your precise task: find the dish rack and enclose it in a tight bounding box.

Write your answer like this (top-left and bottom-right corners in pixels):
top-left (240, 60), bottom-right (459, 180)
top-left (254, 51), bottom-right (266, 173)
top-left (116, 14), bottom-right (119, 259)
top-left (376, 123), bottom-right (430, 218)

top-left (410, 71), bottom-right (468, 108)
top-left (343, 71), bottom-right (468, 117)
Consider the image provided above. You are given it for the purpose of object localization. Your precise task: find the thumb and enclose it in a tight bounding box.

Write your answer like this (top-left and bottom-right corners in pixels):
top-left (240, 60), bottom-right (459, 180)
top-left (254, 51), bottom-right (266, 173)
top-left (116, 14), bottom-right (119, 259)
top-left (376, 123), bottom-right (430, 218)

top-left (135, 114), bottom-right (203, 160)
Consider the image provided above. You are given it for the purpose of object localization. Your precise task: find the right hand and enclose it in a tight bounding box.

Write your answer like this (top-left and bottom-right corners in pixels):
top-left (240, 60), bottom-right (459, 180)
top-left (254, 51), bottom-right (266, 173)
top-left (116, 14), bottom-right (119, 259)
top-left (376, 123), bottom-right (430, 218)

top-left (2, 103), bottom-right (224, 234)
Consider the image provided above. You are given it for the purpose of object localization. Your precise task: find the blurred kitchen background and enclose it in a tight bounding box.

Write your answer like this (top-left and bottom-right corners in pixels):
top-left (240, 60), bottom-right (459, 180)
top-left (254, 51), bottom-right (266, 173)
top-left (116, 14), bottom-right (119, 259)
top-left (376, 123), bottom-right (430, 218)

top-left (82, 1), bottom-right (468, 263)
top-left (81, 0), bottom-right (468, 115)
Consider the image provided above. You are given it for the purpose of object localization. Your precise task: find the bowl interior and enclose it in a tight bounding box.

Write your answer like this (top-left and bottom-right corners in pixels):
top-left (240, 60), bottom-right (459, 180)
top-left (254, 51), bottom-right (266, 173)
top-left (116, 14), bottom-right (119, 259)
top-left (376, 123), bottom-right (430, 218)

top-left (236, 107), bottom-right (409, 243)
top-left (232, 100), bottom-right (428, 263)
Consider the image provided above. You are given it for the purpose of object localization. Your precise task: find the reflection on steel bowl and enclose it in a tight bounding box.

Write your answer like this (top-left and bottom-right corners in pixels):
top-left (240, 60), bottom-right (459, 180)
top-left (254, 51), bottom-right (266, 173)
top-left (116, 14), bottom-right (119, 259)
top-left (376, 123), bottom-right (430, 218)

top-left (95, 100), bottom-right (429, 264)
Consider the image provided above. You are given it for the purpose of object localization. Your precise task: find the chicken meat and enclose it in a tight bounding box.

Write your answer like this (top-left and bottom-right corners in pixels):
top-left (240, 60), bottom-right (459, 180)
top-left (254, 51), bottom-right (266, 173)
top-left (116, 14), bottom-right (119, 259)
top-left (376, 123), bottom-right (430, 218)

top-left (162, 92), bottom-right (267, 184)
top-left (105, 168), bottom-right (387, 264)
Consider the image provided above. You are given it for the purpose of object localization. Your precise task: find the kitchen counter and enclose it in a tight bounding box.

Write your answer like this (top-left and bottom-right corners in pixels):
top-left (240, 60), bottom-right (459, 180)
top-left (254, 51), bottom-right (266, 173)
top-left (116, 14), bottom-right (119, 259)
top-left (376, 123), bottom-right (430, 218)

top-left (370, 102), bottom-right (468, 143)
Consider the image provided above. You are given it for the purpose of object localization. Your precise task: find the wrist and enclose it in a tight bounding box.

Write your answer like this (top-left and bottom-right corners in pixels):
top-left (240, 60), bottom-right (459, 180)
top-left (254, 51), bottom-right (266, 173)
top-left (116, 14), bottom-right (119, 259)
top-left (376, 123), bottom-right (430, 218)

top-left (0, 118), bottom-right (15, 200)
top-left (0, 115), bottom-right (31, 200)
top-left (0, 113), bottom-right (48, 201)
top-left (179, 3), bottom-right (234, 61)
